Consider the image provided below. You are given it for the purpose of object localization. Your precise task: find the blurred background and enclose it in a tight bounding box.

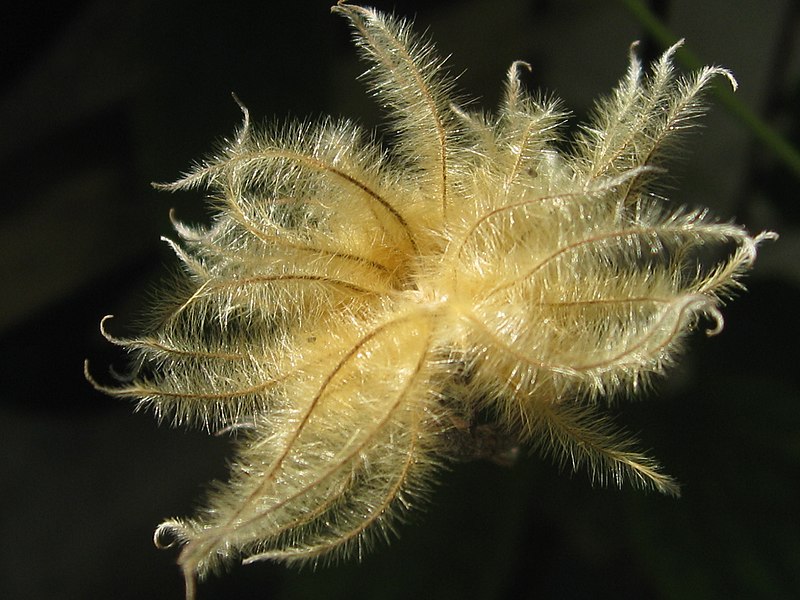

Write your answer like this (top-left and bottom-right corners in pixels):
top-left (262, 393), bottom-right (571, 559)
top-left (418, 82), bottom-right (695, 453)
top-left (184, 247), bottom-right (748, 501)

top-left (1, 1), bottom-right (797, 598)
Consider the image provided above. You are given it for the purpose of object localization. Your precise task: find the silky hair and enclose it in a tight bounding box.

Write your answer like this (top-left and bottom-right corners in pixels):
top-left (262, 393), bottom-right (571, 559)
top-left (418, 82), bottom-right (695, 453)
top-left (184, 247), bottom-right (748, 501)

top-left (87, 3), bottom-right (774, 598)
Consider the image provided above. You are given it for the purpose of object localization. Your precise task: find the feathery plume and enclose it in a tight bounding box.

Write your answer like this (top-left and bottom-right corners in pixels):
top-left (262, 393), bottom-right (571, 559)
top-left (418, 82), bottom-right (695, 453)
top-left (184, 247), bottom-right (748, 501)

top-left (86, 3), bottom-right (774, 597)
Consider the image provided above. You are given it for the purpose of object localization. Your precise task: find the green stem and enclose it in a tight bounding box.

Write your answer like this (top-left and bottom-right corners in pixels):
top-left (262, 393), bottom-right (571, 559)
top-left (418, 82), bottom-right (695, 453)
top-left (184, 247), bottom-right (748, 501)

top-left (620, 0), bottom-right (800, 179)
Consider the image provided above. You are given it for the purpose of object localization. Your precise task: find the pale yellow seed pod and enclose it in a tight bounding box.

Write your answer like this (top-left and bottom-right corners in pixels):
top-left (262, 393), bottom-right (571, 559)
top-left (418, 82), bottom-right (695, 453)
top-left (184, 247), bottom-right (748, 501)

top-left (86, 3), bottom-right (774, 597)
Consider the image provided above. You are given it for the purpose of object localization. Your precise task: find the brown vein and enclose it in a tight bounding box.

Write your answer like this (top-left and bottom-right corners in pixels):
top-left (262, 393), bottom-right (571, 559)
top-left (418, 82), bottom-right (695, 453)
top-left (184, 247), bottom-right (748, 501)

top-left (453, 191), bottom-right (583, 264)
top-left (536, 296), bottom-right (672, 308)
top-left (568, 295), bottom-right (708, 371)
top-left (83, 360), bottom-right (285, 401)
top-left (482, 223), bottom-right (724, 300)
top-left (232, 148), bottom-right (418, 254)
top-left (100, 316), bottom-right (249, 362)
top-left (224, 190), bottom-right (393, 274)
top-left (504, 118), bottom-right (537, 192)
top-left (463, 294), bottom-right (706, 375)
top-left (202, 273), bottom-right (385, 299)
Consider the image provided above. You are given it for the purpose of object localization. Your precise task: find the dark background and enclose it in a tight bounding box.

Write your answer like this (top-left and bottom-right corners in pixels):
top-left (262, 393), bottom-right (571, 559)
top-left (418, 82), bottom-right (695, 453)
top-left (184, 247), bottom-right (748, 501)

top-left (1, 1), bottom-right (797, 598)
